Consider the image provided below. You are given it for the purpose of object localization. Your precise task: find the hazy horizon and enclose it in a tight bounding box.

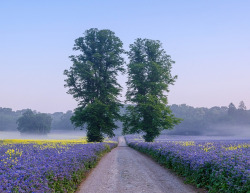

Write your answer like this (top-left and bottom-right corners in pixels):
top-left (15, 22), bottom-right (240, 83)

top-left (0, 102), bottom-right (248, 115)
top-left (1, 130), bottom-right (249, 140)
top-left (1, 1), bottom-right (250, 113)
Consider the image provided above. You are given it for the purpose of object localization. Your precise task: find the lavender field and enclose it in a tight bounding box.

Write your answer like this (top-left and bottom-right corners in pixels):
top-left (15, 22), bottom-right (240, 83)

top-left (126, 135), bottom-right (250, 193)
top-left (0, 138), bottom-right (117, 192)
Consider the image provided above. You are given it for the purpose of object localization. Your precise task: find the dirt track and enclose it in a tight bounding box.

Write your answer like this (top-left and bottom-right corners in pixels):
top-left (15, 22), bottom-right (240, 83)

top-left (77, 136), bottom-right (206, 193)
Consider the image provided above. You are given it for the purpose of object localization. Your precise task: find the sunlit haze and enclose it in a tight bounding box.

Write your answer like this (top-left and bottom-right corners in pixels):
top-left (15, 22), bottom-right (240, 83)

top-left (1, 1), bottom-right (249, 113)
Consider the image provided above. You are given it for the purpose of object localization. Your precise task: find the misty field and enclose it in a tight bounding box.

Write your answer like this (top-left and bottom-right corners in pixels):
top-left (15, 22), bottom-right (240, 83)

top-left (0, 130), bottom-right (87, 140)
top-left (0, 138), bottom-right (117, 192)
top-left (126, 135), bottom-right (250, 193)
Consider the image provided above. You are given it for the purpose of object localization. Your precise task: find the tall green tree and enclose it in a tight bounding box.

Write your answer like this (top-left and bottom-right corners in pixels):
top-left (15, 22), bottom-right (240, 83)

top-left (123, 38), bottom-right (181, 142)
top-left (64, 28), bottom-right (125, 142)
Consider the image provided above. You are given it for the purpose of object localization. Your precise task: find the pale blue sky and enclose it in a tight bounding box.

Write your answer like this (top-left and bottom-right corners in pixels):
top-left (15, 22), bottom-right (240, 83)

top-left (0, 1), bottom-right (250, 113)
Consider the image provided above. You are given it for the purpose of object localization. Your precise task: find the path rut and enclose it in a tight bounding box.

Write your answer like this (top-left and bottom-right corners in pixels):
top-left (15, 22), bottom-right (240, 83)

top-left (77, 136), bottom-right (206, 193)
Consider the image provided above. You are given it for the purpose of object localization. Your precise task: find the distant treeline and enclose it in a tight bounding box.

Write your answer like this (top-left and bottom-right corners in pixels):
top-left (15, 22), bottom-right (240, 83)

top-left (168, 101), bottom-right (250, 136)
top-left (1, 101), bottom-right (250, 135)
top-left (0, 108), bottom-right (76, 131)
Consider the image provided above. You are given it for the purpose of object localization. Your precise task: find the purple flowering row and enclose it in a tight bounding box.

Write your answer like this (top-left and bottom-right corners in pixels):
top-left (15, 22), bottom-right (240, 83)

top-left (126, 136), bottom-right (250, 193)
top-left (0, 142), bottom-right (117, 193)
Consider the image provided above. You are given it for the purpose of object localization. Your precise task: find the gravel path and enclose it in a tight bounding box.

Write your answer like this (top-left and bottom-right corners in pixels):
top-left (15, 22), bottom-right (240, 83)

top-left (77, 136), bottom-right (206, 193)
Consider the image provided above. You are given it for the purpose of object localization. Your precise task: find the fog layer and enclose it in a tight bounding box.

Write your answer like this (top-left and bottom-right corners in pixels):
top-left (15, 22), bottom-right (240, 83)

top-left (0, 130), bottom-right (86, 140)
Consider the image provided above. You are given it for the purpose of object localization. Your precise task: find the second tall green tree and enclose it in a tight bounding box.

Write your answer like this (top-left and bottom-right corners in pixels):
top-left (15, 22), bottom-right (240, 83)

top-left (123, 38), bottom-right (181, 142)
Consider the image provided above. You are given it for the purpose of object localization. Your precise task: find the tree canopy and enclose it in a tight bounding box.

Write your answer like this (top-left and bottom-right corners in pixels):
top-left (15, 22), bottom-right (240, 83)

top-left (64, 28), bottom-right (125, 142)
top-left (123, 38), bottom-right (181, 142)
top-left (17, 110), bottom-right (52, 134)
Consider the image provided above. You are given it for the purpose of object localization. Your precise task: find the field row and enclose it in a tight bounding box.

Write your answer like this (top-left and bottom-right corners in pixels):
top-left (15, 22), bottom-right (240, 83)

top-left (0, 139), bottom-right (117, 192)
top-left (126, 136), bottom-right (250, 193)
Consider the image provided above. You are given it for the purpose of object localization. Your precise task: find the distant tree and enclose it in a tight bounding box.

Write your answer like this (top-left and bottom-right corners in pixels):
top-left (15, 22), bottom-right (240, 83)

top-left (64, 28), bottom-right (125, 142)
top-left (0, 108), bottom-right (19, 131)
top-left (237, 101), bottom-right (248, 124)
top-left (238, 101), bottom-right (247, 110)
top-left (51, 112), bottom-right (64, 130)
top-left (51, 111), bottom-right (76, 130)
top-left (169, 104), bottom-right (208, 135)
top-left (123, 38), bottom-right (181, 142)
top-left (228, 102), bottom-right (237, 117)
top-left (60, 111), bottom-right (75, 129)
top-left (17, 110), bottom-right (52, 134)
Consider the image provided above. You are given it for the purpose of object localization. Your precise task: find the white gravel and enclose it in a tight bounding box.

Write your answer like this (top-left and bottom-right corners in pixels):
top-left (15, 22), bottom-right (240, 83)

top-left (77, 136), bottom-right (207, 193)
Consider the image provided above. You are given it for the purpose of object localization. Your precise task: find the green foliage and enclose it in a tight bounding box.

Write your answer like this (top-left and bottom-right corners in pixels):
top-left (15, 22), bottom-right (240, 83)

top-left (16, 110), bottom-right (52, 134)
top-left (71, 100), bottom-right (121, 142)
top-left (123, 38), bottom-right (181, 142)
top-left (64, 28), bottom-right (124, 142)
